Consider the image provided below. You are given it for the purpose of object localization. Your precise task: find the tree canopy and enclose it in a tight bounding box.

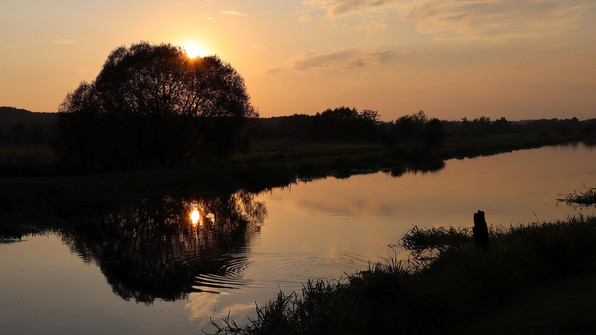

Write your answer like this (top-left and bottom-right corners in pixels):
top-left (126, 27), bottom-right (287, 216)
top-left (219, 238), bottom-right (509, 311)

top-left (57, 42), bottom-right (257, 170)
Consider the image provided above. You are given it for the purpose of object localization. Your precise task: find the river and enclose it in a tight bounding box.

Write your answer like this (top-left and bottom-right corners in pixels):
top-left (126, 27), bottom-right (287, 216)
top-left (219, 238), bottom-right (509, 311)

top-left (1, 143), bottom-right (594, 334)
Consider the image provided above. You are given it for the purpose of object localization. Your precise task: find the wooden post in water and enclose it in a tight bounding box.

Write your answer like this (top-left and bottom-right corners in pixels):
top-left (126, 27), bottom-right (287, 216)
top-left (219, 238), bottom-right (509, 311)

top-left (473, 210), bottom-right (489, 248)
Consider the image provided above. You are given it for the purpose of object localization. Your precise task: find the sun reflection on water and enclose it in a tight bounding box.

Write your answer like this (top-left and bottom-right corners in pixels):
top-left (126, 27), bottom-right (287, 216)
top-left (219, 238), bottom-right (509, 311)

top-left (190, 209), bottom-right (201, 226)
top-left (189, 203), bottom-right (216, 227)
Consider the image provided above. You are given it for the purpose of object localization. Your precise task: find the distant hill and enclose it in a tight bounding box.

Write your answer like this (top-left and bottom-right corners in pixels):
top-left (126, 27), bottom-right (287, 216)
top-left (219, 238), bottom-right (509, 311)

top-left (0, 106), bottom-right (58, 144)
top-left (0, 106), bottom-right (57, 131)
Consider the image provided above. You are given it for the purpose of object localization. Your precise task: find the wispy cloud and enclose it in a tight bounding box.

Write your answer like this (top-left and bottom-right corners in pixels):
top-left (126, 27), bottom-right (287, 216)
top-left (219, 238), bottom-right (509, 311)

top-left (221, 9), bottom-right (247, 17)
top-left (204, 16), bottom-right (214, 21)
top-left (305, 0), bottom-right (594, 43)
top-left (304, 0), bottom-right (395, 18)
top-left (298, 14), bottom-right (311, 22)
top-left (263, 66), bottom-right (284, 75)
top-left (52, 39), bottom-right (76, 45)
top-left (404, 0), bottom-right (595, 43)
top-left (359, 19), bottom-right (389, 33)
top-left (265, 48), bottom-right (407, 73)
top-left (293, 49), bottom-right (361, 70)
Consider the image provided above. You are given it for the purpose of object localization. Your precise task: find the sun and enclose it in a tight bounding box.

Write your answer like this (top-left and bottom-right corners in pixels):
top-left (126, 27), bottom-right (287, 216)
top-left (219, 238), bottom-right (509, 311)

top-left (183, 42), bottom-right (210, 59)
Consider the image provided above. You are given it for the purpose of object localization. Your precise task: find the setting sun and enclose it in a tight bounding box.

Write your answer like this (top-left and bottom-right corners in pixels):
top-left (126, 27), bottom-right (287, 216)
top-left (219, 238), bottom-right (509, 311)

top-left (183, 42), bottom-right (210, 59)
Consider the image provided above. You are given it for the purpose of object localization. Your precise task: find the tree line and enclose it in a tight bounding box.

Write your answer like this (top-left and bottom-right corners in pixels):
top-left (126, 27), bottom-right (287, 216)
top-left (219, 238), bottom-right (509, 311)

top-left (255, 106), bottom-right (379, 142)
top-left (255, 109), bottom-right (445, 148)
top-left (255, 111), bottom-right (595, 147)
top-left (2, 41), bottom-right (595, 173)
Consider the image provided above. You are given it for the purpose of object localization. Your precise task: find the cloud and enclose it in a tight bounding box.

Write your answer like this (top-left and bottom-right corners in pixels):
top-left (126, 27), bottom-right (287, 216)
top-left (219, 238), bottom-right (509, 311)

top-left (359, 19), bottom-right (389, 33)
top-left (404, 0), bottom-right (595, 43)
top-left (369, 49), bottom-right (401, 63)
top-left (287, 48), bottom-right (405, 72)
top-left (293, 49), bottom-right (360, 70)
top-left (263, 66), bottom-right (285, 75)
top-left (305, 0), bottom-right (594, 43)
top-left (204, 16), bottom-right (214, 20)
top-left (298, 14), bottom-right (311, 22)
top-left (52, 39), bottom-right (76, 45)
top-left (221, 9), bottom-right (247, 17)
top-left (304, 0), bottom-right (395, 17)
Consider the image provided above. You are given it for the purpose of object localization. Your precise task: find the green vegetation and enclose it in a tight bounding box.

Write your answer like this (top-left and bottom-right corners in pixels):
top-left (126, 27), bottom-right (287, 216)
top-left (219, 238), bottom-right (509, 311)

top-left (211, 215), bottom-right (596, 334)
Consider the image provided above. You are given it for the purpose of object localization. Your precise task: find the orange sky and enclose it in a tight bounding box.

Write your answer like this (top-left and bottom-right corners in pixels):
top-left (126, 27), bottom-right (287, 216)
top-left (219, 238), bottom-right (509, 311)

top-left (1, 0), bottom-right (595, 121)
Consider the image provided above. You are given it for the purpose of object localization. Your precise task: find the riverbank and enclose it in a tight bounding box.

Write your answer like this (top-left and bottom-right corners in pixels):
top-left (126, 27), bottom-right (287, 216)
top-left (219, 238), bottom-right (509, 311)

top-left (0, 133), bottom-right (594, 234)
top-left (211, 214), bottom-right (596, 334)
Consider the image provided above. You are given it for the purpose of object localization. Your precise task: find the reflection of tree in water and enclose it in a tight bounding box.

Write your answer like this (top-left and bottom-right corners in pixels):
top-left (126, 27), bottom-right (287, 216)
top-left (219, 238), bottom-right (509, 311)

top-left (388, 160), bottom-right (445, 178)
top-left (60, 191), bottom-right (266, 304)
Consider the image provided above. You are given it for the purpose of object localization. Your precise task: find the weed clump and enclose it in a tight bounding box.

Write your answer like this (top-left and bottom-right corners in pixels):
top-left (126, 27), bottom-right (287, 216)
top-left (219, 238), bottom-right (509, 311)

top-left (560, 188), bottom-right (596, 206)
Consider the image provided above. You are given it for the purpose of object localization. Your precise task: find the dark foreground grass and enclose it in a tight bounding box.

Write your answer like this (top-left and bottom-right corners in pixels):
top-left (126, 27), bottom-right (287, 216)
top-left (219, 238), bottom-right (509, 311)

top-left (210, 215), bottom-right (596, 335)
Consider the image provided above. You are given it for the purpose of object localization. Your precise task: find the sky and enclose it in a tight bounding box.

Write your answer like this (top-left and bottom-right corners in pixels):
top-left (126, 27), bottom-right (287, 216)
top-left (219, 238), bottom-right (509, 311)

top-left (1, 0), bottom-right (595, 121)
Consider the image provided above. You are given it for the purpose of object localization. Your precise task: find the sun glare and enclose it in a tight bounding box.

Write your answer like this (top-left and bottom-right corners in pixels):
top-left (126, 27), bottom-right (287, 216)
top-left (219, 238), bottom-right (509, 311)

top-left (184, 42), bottom-right (210, 59)
top-left (190, 209), bottom-right (201, 226)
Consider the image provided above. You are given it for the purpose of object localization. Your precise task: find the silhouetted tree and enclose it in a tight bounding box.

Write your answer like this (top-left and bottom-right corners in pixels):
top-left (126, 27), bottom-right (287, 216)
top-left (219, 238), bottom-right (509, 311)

top-left (57, 42), bottom-right (257, 171)
top-left (491, 117), bottom-right (512, 134)
top-left (311, 106), bottom-right (378, 141)
top-left (381, 111), bottom-right (444, 148)
top-left (423, 118), bottom-right (444, 146)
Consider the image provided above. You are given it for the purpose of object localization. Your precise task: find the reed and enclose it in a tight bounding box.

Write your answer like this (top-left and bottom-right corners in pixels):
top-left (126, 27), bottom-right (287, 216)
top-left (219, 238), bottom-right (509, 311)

top-left (560, 188), bottom-right (596, 206)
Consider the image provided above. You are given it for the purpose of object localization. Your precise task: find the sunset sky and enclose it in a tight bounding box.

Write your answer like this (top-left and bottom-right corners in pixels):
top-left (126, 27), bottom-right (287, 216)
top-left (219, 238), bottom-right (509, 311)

top-left (1, 0), bottom-right (595, 121)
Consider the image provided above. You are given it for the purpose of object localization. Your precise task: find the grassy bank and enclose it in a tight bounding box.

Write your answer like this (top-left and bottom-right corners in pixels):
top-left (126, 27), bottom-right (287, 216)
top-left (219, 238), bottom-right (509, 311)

top-left (211, 215), bottom-right (596, 334)
top-left (228, 133), bottom-right (594, 170)
top-left (0, 133), bottom-right (593, 234)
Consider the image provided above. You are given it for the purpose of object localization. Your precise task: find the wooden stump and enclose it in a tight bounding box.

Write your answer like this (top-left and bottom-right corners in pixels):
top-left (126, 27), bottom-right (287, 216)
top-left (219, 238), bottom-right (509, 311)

top-left (473, 210), bottom-right (489, 248)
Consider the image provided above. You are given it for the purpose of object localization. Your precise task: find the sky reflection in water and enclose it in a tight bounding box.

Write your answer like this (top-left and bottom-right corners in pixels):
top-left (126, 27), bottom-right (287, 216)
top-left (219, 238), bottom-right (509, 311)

top-left (0, 144), bottom-right (594, 333)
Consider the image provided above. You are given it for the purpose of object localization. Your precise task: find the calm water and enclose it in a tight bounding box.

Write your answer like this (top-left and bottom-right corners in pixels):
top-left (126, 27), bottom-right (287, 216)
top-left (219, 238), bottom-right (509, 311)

top-left (1, 144), bottom-right (594, 334)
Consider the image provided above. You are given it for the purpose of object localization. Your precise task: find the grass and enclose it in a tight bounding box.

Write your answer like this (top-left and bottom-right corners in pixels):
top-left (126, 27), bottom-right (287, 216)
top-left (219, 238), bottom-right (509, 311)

top-left (210, 215), bottom-right (596, 335)
top-left (0, 143), bottom-right (55, 174)
top-left (436, 132), bottom-right (594, 159)
top-left (560, 188), bottom-right (596, 206)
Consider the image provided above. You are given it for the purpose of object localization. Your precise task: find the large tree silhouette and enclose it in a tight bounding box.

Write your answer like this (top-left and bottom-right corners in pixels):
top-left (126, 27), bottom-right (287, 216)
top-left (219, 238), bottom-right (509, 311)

top-left (57, 42), bottom-right (257, 170)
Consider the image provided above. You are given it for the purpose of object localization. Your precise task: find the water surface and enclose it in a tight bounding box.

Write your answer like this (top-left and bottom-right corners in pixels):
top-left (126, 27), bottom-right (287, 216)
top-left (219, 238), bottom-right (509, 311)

top-left (1, 144), bottom-right (594, 333)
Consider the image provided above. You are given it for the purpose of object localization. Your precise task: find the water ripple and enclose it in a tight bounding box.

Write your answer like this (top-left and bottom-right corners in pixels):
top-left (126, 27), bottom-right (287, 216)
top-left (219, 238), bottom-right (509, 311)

top-left (192, 249), bottom-right (377, 294)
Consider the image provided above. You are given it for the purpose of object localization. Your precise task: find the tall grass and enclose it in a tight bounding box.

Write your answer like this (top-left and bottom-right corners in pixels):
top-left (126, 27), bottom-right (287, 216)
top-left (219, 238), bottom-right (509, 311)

top-left (560, 188), bottom-right (596, 206)
top-left (210, 215), bottom-right (596, 334)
